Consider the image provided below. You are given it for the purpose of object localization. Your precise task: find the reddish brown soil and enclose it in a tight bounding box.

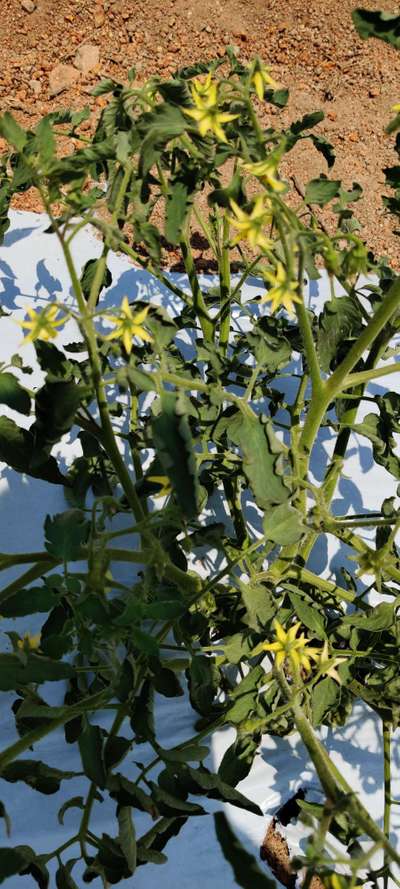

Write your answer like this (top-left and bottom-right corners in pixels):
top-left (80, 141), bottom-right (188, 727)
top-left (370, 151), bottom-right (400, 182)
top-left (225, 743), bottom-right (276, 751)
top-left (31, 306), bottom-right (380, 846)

top-left (2, 0), bottom-right (400, 263)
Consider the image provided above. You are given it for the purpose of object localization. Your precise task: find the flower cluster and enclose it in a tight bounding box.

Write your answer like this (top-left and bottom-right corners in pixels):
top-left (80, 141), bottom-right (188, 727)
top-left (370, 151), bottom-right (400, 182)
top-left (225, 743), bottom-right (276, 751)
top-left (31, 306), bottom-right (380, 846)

top-left (184, 73), bottom-right (238, 142)
top-left (262, 619), bottom-right (346, 683)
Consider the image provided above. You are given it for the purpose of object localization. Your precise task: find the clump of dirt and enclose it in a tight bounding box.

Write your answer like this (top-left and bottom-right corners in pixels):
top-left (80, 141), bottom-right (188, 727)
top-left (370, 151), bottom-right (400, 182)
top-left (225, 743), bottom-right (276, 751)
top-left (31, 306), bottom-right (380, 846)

top-left (2, 0), bottom-right (400, 264)
top-left (260, 790), bottom-right (326, 889)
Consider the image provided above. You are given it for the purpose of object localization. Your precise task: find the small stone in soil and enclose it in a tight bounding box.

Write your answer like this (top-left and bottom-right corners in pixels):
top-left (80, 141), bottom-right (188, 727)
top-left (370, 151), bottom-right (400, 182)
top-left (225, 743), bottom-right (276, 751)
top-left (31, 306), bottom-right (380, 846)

top-left (48, 63), bottom-right (79, 97)
top-left (74, 44), bottom-right (100, 74)
top-left (21, 0), bottom-right (36, 10)
top-left (29, 79), bottom-right (42, 95)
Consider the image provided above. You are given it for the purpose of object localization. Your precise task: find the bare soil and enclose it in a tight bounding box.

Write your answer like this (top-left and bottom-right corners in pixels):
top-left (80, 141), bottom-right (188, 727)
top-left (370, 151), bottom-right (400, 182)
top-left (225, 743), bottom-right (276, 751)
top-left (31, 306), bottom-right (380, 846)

top-left (2, 0), bottom-right (400, 264)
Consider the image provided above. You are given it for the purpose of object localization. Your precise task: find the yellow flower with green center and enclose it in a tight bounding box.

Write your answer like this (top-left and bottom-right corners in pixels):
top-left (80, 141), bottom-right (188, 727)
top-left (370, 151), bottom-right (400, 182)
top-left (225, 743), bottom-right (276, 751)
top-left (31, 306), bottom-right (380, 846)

top-left (315, 640), bottom-right (346, 685)
top-left (262, 619), bottom-right (320, 672)
top-left (190, 72), bottom-right (217, 108)
top-left (18, 305), bottom-right (65, 344)
top-left (106, 297), bottom-right (153, 354)
top-left (228, 195), bottom-right (273, 252)
top-left (250, 61), bottom-right (277, 101)
top-left (260, 261), bottom-right (301, 315)
top-left (184, 78), bottom-right (239, 142)
top-left (147, 475), bottom-right (173, 497)
top-left (17, 632), bottom-right (41, 651)
top-left (242, 157), bottom-right (286, 193)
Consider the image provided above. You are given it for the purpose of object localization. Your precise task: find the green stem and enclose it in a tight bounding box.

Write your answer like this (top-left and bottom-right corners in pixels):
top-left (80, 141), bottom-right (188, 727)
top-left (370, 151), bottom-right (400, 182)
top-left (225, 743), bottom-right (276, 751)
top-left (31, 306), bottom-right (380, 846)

top-left (219, 214), bottom-right (232, 353)
top-left (0, 690), bottom-right (110, 772)
top-left (342, 361), bottom-right (400, 389)
top-left (180, 234), bottom-right (214, 342)
top-left (383, 721), bottom-right (392, 889)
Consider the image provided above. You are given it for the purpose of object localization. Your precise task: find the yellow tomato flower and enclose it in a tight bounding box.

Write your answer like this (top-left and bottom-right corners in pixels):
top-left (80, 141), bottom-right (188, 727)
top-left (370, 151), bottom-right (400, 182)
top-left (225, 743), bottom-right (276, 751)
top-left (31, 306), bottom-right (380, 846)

top-left (315, 640), bottom-right (346, 685)
top-left (260, 261), bottom-right (301, 316)
top-left (242, 157), bottom-right (286, 193)
top-left (147, 475), bottom-right (173, 497)
top-left (262, 619), bottom-right (320, 672)
top-left (190, 72), bottom-right (217, 108)
top-left (17, 632), bottom-right (41, 651)
top-left (184, 78), bottom-right (238, 142)
top-left (251, 61), bottom-right (277, 101)
top-left (106, 297), bottom-right (152, 354)
top-left (392, 103), bottom-right (400, 113)
top-left (228, 195), bottom-right (273, 252)
top-left (18, 305), bottom-right (65, 344)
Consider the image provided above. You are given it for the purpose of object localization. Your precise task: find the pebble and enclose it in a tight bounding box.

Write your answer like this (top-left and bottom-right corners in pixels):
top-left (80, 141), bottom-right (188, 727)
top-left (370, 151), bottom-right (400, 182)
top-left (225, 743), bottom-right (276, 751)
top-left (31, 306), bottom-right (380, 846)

top-left (369, 86), bottom-right (380, 98)
top-left (74, 44), bottom-right (100, 74)
top-left (21, 0), bottom-right (36, 10)
top-left (48, 63), bottom-right (79, 97)
top-left (29, 78), bottom-right (42, 95)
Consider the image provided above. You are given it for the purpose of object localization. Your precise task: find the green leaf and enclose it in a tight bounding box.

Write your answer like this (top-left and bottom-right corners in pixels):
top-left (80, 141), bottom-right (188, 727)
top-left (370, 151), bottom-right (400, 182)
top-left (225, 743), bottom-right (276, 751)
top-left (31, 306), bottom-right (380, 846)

top-left (287, 591), bottom-right (326, 636)
top-left (150, 783), bottom-right (206, 817)
top-left (0, 847), bottom-right (34, 884)
top-left (118, 807), bottom-right (136, 874)
top-left (162, 745), bottom-right (209, 764)
top-left (245, 318), bottom-right (291, 372)
top-left (304, 176), bottom-right (341, 206)
top-left (343, 602), bottom-right (394, 632)
top-left (0, 653), bottom-right (73, 690)
top-left (1, 760), bottom-right (79, 795)
top-left (228, 414), bottom-right (290, 508)
top-left (0, 372), bottom-right (31, 415)
top-left (238, 580), bottom-right (276, 631)
top-left (218, 734), bottom-right (259, 787)
top-left (0, 416), bottom-right (66, 485)
top-left (310, 133), bottom-right (335, 168)
top-left (225, 666), bottom-right (265, 725)
top-left (80, 258), bottom-right (112, 304)
top-left (131, 626), bottom-right (160, 656)
top-left (33, 379), bottom-right (88, 449)
top-left (312, 677), bottom-right (340, 726)
top-left (56, 863), bottom-right (79, 889)
top-left (188, 654), bottom-right (220, 717)
top-left (263, 502), bottom-right (304, 546)
top-left (214, 813), bottom-right (276, 888)
top-left (152, 391), bottom-right (199, 519)
top-left (58, 796), bottom-right (85, 825)
top-left (44, 510), bottom-right (89, 561)
top-left (290, 111), bottom-right (324, 135)
top-left (317, 295), bottom-right (364, 372)
top-left (0, 113), bottom-right (27, 150)
top-left (0, 583), bottom-right (59, 617)
top-left (78, 723), bottom-right (107, 788)
top-left (165, 178), bottom-right (190, 244)
top-left (264, 88), bottom-right (289, 108)
top-left (180, 765), bottom-right (262, 815)
top-left (107, 774), bottom-right (156, 816)
top-left (138, 104), bottom-right (188, 177)
top-left (352, 9), bottom-right (400, 49)
top-left (0, 804), bottom-right (10, 839)
top-left (130, 680), bottom-right (155, 743)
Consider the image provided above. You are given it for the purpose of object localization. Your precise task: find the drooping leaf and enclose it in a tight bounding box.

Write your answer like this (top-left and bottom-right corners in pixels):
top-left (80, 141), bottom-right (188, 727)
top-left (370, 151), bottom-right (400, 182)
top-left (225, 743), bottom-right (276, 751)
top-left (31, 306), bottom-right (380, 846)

top-left (117, 807), bottom-right (136, 874)
top-left (177, 764), bottom-right (263, 815)
top-left (228, 414), bottom-right (290, 508)
top-left (0, 113), bottom-right (27, 150)
top-left (214, 812), bottom-right (276, 888)
top-left (312, 677), bottom-right (340, 726)
top-left (0, 417), bottom-right (66, 485)
top-left (78, 723), bottom-right (107, 788)
top-left (1, 760), bottom-right (79, 795)
top-left (80, 258), bottom-right (112, 304)
top-left (188, 654), bottom-right (220, 717)
top-left (317, 295), bottom-right (364, 372)
top-left (0, 372), bottom-right (31, 415)
top-left (218, 734), bottom-right (259, 787)
top-left (152, 391), bottom-right (199, 519)
top-left (58, 796), bottom-right (85, 825)
top-left (0, 653), bottom-right (73, 690)
top-left (288, 591), bottom-right (326, 636)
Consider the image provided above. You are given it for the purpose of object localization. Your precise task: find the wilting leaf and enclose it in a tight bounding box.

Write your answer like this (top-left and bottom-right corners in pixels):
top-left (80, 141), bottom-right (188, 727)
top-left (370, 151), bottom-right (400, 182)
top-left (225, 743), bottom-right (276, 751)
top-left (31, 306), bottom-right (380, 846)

top-left (0, 653), bottom-right (73, 690)
top-left (1, 760), bottom-right (79, 795)
top-left (304, 176), bottom-right (341, 206)
top-left (0, 372), bottom-right (31, 415)
top-left (228, 414), bottom-right (290, 508)
top-left (78, 723), bottom-right (107, 788)
top-left (0, 417), bottom-right (66, 485)
top-left (263, 502), bottom-right (304, 546)
top-left (152, 392), bottom-right (199, 519)
top-left (44, 510), bottom-right (90, 561)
